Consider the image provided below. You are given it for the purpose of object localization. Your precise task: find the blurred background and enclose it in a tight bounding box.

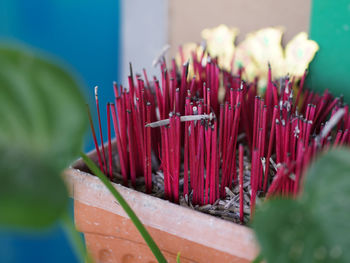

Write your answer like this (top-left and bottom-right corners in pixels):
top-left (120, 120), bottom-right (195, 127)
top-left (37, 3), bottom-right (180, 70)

top-left (0, 0), bottom-right (349, 262)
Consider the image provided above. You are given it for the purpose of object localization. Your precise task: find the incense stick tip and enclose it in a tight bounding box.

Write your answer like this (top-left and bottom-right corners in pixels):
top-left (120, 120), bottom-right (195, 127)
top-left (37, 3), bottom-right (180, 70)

top-left (94, 86), bottom-right (99, 99)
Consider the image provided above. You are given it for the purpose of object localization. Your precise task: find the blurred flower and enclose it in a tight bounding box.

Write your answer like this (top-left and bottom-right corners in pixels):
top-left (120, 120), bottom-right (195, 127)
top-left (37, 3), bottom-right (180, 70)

top-left (176, 25), bottom-right (319, 88)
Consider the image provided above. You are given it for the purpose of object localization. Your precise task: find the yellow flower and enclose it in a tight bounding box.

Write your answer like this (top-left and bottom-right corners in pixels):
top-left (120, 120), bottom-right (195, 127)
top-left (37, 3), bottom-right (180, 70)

top-left (201, 24), bottom-right (239, 71)
top-left (176, 25), bottom-right (319, 88)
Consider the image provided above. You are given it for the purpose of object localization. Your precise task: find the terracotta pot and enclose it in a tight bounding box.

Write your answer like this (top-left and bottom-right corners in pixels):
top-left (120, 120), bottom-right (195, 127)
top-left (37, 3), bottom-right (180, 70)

top-left (64, 148), bottom-right (259, 263)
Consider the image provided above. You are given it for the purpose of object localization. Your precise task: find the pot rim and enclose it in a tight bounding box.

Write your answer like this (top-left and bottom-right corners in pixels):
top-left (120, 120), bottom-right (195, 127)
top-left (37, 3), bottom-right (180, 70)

top-left (64, 143), bottom-right (259, 260)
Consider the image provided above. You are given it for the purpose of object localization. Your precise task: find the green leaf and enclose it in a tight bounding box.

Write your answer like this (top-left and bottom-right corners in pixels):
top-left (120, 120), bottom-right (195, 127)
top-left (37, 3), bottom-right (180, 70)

top-left (305, 148), bottom-right (350, 263)
top-left (0, 45), bottom-right (87, 228)
top-left (253, 148), bottom-right (350, 263)
top-left (0, 146), bottom-right (68, 228)
top-left (176, 252), bottom-right (181, 263)
top-left (254, 199), bottom-right (330, 263)
top-left (62, 211), bottom-right (93, 263)
top-left (81, 153), bottom-right (167, 263)
top-left (251, 253), bottom-right (264, 263)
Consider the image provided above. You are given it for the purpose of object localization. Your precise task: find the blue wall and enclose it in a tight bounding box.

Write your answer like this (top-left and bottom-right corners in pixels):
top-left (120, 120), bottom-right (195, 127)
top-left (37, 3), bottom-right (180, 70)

top-left (0, 1), bottom-right (120, 262)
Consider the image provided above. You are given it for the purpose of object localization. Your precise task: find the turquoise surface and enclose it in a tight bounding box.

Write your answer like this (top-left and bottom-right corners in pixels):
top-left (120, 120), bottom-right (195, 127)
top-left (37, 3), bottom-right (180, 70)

top-left (0, 1), bottom-right (120, 262)
top-left (308, 0), bottom-right (350, 102)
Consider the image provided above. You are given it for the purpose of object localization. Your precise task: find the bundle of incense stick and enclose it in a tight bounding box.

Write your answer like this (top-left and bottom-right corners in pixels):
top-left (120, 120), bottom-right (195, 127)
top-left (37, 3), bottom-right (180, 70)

top-left (88, 54), bottom-right (349, 223)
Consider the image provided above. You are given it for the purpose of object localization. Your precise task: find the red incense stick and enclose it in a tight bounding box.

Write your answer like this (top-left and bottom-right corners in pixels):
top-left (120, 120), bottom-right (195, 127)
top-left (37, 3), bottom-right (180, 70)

top-left (205, 124), bottom-right (212, 204)
top-left (95, 86), bottom-right (107, 173)
top-left (107, 103), bottom-right (113, 180)
top-left (86, 104), bottom-right (104, 172)
top-left (210, 121), bottom-right (218, 204)
top-left (110, 104), bottom-right (128, 185)
top-left (145, 102), bottom-right (152, 193)
top-left (126, 110), bottom-right (136, 187)
top-left (239, 144), bottom-right (244, 223)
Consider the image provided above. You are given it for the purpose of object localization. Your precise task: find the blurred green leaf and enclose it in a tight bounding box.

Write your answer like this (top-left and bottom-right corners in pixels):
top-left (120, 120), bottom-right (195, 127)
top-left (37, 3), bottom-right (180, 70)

top-left (0, 45), bottom-right (87, 228)
top-left (304, 148), bottom-right (350, 263)
top-left (251, 253), bottom-right (264, 263)
top-left (253, 148), bottom-right (350, 263)
top-left (0, 146), bottom-right (68, 228)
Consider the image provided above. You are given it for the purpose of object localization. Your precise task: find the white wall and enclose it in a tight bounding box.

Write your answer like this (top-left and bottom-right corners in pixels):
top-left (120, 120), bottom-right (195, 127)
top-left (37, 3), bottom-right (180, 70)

top-left (121, 0), bottom-right (168, 86)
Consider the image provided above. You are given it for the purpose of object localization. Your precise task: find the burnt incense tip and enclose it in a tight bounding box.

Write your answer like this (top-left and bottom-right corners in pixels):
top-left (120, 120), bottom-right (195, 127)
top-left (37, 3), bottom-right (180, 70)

top-left (200, 40), bottom-right (207, 50)
top-left (126, 109), bottom-right (131, 114)
top-left (209, 112), bottom-right (215, 121)
top-left (154, 44), bottom-right (170, 67)
top-left (129, 62), bottom-right (134, 77)
top-left (146, 101), bottom-right (151, 106)
top-left (94, 86), bottom-right (98, 100)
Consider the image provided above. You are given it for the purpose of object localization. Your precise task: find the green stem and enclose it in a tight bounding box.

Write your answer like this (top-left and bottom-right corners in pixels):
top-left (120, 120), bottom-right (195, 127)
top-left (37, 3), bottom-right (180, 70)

top-left (62, 210), bottom-right (93, 263)
top-left (81, 153), bottom-right (167, 263)
top-left (251, 253), bottom-right (264, 263)
top-left (176, 252), bottom-right (181, 263)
